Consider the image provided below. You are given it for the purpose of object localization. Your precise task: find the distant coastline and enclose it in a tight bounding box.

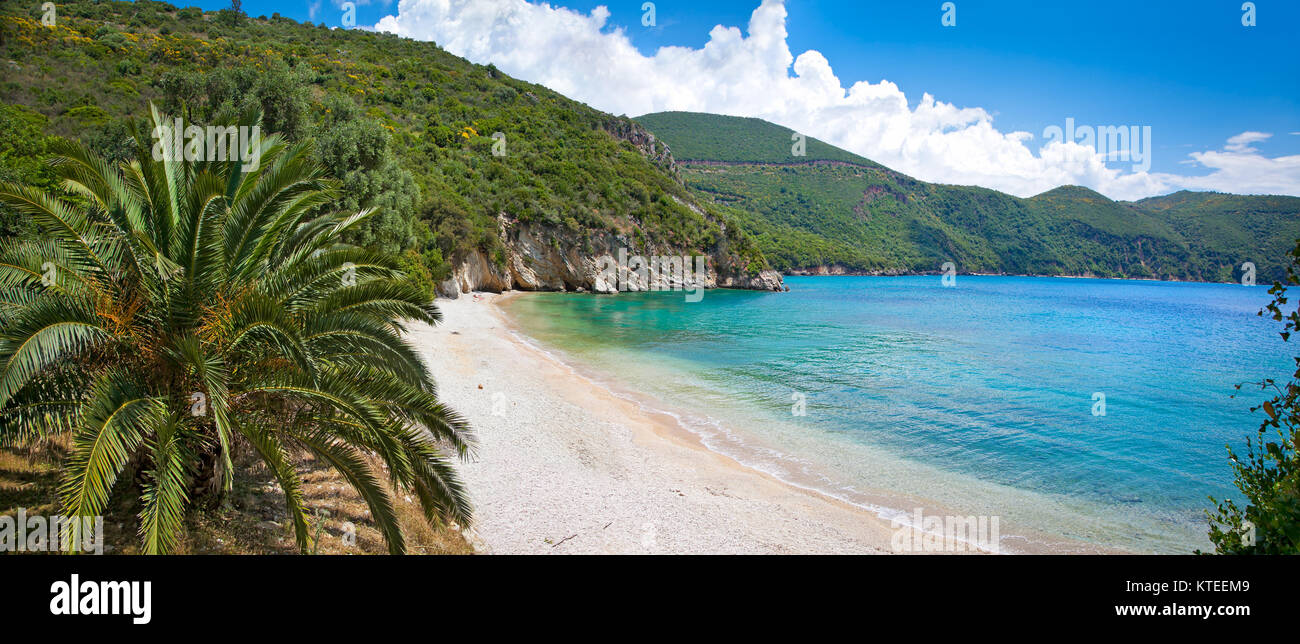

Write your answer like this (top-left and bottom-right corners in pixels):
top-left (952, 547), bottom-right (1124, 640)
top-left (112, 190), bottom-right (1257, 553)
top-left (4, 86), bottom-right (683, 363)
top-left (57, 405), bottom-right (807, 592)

top-left (779, 269), bottom-right (1240, 285)
top-left (436, 271), bottom-right (1255, 301)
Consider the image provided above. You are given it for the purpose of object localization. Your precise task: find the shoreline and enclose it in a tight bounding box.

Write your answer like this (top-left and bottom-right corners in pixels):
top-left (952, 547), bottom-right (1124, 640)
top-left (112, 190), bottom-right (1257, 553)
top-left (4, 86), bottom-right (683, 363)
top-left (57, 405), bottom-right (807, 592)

top-left (410, 291), bottom-right (1117, 554)
top-left (779, 271), bottom-right (1238, 286)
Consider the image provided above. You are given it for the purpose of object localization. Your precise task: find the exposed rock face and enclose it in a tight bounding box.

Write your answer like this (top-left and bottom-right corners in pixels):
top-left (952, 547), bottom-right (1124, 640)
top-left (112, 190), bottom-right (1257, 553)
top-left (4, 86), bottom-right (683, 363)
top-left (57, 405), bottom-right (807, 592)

top-left (784, 265), bottom-right (912, 277)
top-left (436, 117), bottom-right (784, 299)
top-left (437, 215), bottom-right (785, 298)
top-left (440, 246), bottom-right (512, 295)
top-left (720, 269), bottom-right (786, 291)
top-left (602, 117), bottom-right (677, 173)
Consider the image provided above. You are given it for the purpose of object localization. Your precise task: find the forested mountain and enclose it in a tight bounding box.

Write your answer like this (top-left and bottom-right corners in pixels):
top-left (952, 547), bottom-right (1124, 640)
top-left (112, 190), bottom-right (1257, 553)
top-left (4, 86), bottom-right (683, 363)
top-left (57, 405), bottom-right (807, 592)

top-left (0, 1), bottom-right (777, 297)
top-left (637, 111), bottom-right (1300, 282)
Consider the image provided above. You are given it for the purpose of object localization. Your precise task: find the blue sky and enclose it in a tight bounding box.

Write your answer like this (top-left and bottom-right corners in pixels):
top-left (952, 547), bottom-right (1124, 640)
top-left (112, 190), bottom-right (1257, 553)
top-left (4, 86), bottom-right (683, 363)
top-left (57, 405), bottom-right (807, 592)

top-left (609, 0), bottom-right (1300, 173)
top-left (183, 0), bottom-right (1300, 197)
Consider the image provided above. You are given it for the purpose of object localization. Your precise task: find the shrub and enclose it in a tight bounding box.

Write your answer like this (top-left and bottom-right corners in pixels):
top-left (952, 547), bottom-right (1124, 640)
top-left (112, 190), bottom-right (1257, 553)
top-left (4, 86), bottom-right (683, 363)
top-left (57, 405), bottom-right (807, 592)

top-left (1206, 239), bottom-right (1300, 553)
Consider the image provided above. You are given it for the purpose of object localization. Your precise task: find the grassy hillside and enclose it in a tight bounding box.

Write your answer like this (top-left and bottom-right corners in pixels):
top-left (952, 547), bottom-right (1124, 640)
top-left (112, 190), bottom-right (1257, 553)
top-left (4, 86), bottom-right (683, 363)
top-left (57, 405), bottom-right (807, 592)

top-left (636, 111), bottom-right (874, 164)
top-left (0, 1), bottom-right (770, 294)
top-left (638, 111), bottom-right (1300, 282)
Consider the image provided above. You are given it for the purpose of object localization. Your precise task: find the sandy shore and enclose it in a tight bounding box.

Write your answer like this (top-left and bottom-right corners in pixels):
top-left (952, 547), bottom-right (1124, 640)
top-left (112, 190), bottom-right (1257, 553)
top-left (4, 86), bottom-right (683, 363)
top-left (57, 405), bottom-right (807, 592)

top-left (407, 292), bottom-right (905, 554)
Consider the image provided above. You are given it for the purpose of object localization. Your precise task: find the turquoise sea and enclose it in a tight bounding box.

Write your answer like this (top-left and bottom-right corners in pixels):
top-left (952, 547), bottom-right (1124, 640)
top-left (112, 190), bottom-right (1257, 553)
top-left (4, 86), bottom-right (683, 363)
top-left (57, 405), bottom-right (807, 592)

top-left (501, 276), bottom-right (1290, 553)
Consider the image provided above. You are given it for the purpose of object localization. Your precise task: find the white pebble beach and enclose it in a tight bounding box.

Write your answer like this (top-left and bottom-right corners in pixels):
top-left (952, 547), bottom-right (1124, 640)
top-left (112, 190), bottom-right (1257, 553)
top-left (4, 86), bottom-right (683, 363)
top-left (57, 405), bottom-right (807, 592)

top-left (406, 292), bottom-right (902, 554)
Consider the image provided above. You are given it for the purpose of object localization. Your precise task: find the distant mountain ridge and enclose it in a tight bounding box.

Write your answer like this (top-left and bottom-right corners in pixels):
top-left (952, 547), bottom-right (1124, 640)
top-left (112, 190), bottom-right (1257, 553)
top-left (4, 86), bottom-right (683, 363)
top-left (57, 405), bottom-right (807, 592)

top-left (636, 111), bottom-right (1300, 283)
top-left (635, 112), bottom-right (878, 166)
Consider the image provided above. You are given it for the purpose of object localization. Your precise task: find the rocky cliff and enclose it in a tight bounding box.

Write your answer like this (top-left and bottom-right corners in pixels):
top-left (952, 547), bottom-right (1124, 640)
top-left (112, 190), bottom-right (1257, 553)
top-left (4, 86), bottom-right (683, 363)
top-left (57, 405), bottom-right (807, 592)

top-left (437, 214), bottom-right (784, 297)
top-left (437, 118), bottom-right (784, 298)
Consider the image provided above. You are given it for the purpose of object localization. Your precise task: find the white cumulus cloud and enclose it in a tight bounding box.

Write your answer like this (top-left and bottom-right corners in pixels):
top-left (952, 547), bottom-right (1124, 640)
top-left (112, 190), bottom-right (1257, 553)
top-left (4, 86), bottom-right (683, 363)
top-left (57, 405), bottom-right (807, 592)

top-left (1224, 131), bottom-right (1271, 153)
top-left (375, 0), bottom-right (1300, 200)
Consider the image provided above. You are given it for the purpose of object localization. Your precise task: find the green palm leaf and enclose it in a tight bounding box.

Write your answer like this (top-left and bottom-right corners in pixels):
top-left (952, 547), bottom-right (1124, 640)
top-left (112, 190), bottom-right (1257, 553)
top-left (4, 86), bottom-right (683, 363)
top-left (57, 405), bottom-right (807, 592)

top-left (60, 370), bottom-right (166, 551)
top-left (138, 414), bottom-right (196, 555)
top-left (0, 103), bottom-right (472, 554)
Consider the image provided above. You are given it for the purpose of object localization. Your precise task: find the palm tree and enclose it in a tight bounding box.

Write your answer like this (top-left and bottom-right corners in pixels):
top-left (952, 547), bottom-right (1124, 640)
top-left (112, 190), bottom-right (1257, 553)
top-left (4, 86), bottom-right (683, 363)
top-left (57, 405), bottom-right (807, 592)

top-left (0, 106), bottom-right (472, 554)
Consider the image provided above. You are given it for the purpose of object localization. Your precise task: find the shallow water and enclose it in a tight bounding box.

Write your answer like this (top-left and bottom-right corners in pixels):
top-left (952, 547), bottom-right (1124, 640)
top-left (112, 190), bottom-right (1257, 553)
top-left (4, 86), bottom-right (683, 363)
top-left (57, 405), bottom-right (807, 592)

top-left (501, 276), bottom-right (1290, 553)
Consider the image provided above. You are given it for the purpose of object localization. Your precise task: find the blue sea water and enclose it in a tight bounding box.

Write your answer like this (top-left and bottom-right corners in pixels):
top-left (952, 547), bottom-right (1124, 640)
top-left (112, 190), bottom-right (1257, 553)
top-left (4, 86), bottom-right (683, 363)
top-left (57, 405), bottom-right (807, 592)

top-left (501, 276), bottom-right (1290, 553)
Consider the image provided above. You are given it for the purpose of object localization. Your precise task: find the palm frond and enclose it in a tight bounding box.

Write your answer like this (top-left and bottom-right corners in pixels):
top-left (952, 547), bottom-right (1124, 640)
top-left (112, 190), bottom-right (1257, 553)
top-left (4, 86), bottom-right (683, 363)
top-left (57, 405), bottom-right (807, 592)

top-left (236, 419), bottom-right (312, 552)
top-left (287, 427), bottom-right (406, 555)
top-left (138, 413), bottom-right (196, 554)
top-left (60, 371), bottom-right (166, 550)
top-left (0, 297), bottom-right (110, 408)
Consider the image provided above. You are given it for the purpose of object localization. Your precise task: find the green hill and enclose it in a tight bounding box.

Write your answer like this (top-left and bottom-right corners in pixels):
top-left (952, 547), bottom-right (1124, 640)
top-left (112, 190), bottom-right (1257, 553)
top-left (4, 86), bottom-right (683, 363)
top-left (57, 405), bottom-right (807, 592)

top-left (0, 1), bottom-right (772, 296)
top-left (637, 111), bottom-right (1300, 282)
top-left (635, 111), bottom-right (875, 165)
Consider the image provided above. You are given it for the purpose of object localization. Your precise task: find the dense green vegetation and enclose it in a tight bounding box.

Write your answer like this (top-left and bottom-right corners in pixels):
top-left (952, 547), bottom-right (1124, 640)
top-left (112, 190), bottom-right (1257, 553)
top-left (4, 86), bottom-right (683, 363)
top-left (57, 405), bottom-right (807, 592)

top-left (1137, 190), bottom-right (1300, 284)
top-left (638, 112), bottom-right (1300, 282)
top-left (0, 1), bottom-right (768, 297)
top-left (1206, 239), bottom-right (1300, 553)
top-left (0, 103), bottom-right (60, 238)
top-left (636, 111), bottom-right (875, 164)
top-left (0, 108), bottom-right (473, 554)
